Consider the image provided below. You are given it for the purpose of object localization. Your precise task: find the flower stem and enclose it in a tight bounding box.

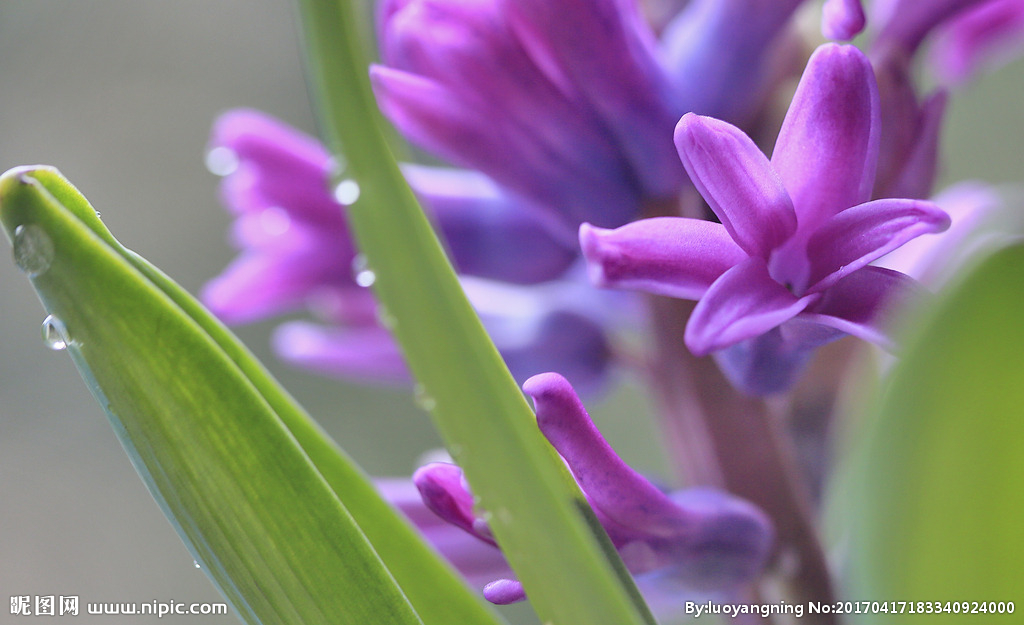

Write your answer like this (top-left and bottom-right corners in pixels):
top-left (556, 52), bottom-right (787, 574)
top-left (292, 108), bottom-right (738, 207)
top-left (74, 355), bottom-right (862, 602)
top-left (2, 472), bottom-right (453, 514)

top-left (642, 195), bottom-right (838, 621)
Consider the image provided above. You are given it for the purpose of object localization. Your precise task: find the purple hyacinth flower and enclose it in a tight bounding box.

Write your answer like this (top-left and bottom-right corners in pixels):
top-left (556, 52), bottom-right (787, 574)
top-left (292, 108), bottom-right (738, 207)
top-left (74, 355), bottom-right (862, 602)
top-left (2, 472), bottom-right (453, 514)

top-left (581, 44), bottom-right (951, 394)
top-left (371, 0), bottom-right (684, 232)
top-left (410, 373), bottom-right (773, 605)
top-left (202, 109), bottom-right (612, 390)
top-left (822, 0), bottom-right (867, 41)
top-left (928, 0), bottom-right (1024, 84)
top-left (659, 0), bottom-right (808, 125)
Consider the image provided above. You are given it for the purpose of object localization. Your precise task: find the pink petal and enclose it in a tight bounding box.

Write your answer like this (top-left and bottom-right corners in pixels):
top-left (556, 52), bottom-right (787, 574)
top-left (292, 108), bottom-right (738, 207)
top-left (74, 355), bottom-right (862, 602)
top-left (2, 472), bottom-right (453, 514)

top-left (579, 218), bottom-right (745, 300)
top-left (801, 266), bottom-right (925, 349)
top-left (822, 0), bottom-right (866, 41)
top-left (771, 44), bottom-right (880, 232)
top-left (674, 113), bottom-right (797, 259)
top-left (686, 257), bottom-right (817, 355)
top-left (523, 373), bottom-right (688, 537)
top-left (805, 198), bottom-right (951, 292)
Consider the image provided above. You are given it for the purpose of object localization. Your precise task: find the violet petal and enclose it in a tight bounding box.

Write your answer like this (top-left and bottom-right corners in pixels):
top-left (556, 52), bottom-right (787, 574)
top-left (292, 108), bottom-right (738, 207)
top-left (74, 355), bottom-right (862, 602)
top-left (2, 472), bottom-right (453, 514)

top-left (271, 321), bottom-right (412, 384)
top-left (524, 372), bottom-right (689, 536)
top-left (686, 257), bottom-right (818, 355)
top-left (805, 198), bottom-right (951, 292)
top-left (504, 0), bottom-right (684, 198)
top-left (660, 0), bottom-right (805, 124)
top-left (928, 0), bottom-right (1024, 83)
top-left (801, 266), bottom-right (925, 349)
top-left (579, 219), bottom-right (745, 301)
top-left (404, 165), bottom-right (578, 283)
top-left (413, 463), bottom-right (497, 546)
top-left (822, 0), bottom-right (866, 41)
top-left (482, 579), bottom-right (526, 604)
top-left (771, 43), bottom-right (880, 233)
top-left (675, 113), bottom-right (797, 259)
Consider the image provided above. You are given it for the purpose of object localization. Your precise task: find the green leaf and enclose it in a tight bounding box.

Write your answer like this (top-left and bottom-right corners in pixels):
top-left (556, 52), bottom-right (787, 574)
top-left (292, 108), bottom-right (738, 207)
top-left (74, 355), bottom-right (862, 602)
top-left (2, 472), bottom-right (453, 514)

top-left (0, 166), bottom-right (501, 625)
top-left (19, 166), bottom-right (506, 625)
top-left (840, 244), bottom-right (1024, 622)
top-left (293, 2), bottom-right (656, 624)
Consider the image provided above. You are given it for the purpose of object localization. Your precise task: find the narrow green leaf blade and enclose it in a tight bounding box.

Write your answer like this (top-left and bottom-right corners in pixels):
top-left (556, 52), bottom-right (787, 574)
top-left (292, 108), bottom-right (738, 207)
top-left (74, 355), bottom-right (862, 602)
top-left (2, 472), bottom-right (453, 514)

top-left (20, 166), bottom-right (507, 625)
top-left (1, 167), bottom-right (424, 625)
top-left (294, 2), bottom-right (657, 624)
top-left (843, 244), bottom-right (1024, 622)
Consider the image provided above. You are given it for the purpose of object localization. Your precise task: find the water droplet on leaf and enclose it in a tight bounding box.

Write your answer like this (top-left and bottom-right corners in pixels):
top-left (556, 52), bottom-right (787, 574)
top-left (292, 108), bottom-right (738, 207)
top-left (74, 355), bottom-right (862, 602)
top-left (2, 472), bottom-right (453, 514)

top-left (351, 253), bottom-right (376, 287)
top-left (13, 224), bottom-right (55, 277)
top-left (40, 315), bottom-right (69, 351)
top-left (414, 383), bottom-right (437, 412)
top-left (205, 146), bottom-right (239, 176)
top-left (333, 179), bottom-right (361, 205)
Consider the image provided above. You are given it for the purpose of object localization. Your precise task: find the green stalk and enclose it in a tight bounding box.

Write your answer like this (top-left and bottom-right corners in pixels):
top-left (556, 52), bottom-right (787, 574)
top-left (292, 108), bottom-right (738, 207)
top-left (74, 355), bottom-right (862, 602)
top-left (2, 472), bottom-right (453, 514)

top-left (293, 1), bottom-right (657, 624)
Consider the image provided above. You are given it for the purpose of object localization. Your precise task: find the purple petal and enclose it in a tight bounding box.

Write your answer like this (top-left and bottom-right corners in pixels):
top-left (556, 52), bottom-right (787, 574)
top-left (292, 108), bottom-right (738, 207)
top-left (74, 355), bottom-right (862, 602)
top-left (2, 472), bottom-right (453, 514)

top-left (370, 65), bottom-right (639, 230)
top-left (801, 266), bottom-right (925, 348)
top-left (503, 0), bottom-right (684, 198)
top-left (482, 579), bottom-right (526, 604)
top-left (579, 219), bottom-right (745, 300)
top-left (376, 478), bottom-right (513, 588)
top-left (403, 165), bottom-right (578, 283)
top-left (211, 109), bottom-right (341, 224)
top-left (876, 182), bottom-right (1003, 283)
top-left (675, 114), bottom-right (797, 259)
top-left (879, 90), bottom-right (948, 200)
top-left (771, 44), bottom-right (880, 232)
top-left (271, 321), bottom-right (412, 384)
top-left (686, 257), bottom-right (818, 355)
top-left (413, 463), bottom-right (497, 546)
top-left (659, 488), bottom-right (774, 590)
top-left (490, 311), bottom-right (612, 396)
top-left (524, 373), bottom-right (689, 536)
top-left (928, 0), bottom-right (1024, 83)
top-left (873, 0), bottom-right (993, 57)
top-left (660, 0), bottom-right (805, 124)
top-left (713, 328), bottom-right (826, 396)
top-left (822, 0), bottom-right (866, 41)
top-left (805, 198), bottom-right (951, 292)
top-left (201, 250), bottom-right (350, 325)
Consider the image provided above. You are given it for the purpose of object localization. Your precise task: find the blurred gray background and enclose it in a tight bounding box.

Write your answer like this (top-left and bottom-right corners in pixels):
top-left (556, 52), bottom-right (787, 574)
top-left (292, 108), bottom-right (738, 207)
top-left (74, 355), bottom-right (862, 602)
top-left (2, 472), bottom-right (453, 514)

top-left (0, 2), bottom-right (1021, 624)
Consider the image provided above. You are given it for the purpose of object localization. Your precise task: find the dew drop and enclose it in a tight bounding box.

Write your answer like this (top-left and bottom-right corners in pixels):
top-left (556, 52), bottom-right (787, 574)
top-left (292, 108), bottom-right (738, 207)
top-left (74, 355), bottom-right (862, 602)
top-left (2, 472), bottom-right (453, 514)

top-left (375, 304), bottom-right (396, 331)
top-left (40, 315), bottom-right (69, 351)
top-left (413, 383), bottom-right (437, 412)
top-left (13, 224), bottom-right (55, 277)
top-left (333, 179), bottom-right (361, 205)
top-left (351, 253), bottom-right (376, 287)
top-left (205, 146), bottom-right (239, 176)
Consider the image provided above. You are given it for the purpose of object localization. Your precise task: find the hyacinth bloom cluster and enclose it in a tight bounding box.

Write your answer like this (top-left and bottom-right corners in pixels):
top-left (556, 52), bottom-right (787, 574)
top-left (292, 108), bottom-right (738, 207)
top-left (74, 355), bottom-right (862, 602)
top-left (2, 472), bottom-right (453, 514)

top-left (581, 44), bottom-right (951, 394)
top-left (201, 109), bottom-right (613, 391)
top-left (405, 373), bottom-right (773, 605)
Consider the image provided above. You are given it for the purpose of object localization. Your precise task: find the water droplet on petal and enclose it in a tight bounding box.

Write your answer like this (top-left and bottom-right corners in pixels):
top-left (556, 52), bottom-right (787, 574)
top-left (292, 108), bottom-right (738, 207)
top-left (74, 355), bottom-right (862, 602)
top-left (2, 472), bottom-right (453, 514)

top-left (414, 383), bottom-right (437, 412)
top-left (13, 224), bottom-right (55, 277)
top-left (41, 315), bottom-right (69, 351)
top-left (351, 253), bottom-right (376, 287)
top-left (333, 179), bottom-right (361, 205)
top-left (205, 146), bottom-right (239, 176)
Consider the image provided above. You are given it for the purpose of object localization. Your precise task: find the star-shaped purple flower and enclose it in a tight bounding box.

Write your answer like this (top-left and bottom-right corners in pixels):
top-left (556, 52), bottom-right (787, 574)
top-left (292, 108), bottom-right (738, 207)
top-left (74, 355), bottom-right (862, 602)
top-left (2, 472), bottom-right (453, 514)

top-left (581, 44), bottom-right (951, 394)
